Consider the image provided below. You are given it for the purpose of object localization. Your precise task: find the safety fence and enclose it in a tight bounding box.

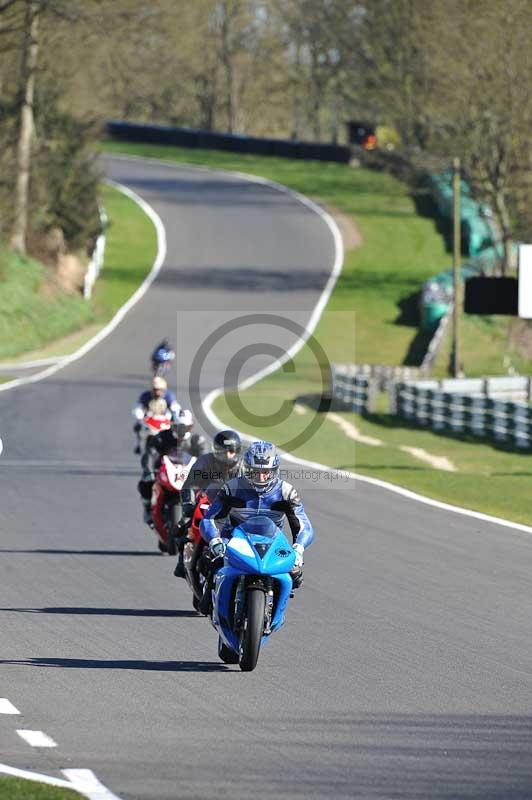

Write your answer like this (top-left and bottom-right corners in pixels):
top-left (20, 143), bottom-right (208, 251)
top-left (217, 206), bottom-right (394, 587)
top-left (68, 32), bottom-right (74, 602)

top-left (393, 376), bottom-right (532, 448)
top-left (106, 120), bottom-right (351, 164)
top-left (330, 365), bottom-right (374, 413)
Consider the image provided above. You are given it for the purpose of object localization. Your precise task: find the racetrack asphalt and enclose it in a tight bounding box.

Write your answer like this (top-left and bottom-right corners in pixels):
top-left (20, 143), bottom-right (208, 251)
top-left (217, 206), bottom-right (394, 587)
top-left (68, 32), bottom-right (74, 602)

top-left (1, 154), bottom-right (532, 799)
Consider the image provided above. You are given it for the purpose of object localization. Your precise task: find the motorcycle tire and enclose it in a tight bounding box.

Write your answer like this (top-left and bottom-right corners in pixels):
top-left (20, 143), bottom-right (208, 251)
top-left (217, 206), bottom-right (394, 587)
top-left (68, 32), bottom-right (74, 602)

top-left (239, 589), bottom-right (265, 672)
top-left (218, 636), bottom-right (239, 665)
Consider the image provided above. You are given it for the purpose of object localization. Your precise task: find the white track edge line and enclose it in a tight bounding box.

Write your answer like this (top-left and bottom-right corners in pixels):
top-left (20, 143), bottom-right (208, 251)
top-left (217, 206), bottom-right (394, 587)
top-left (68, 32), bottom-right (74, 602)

top-left (0, 764), bottom-right (72, 789)
top-left (0, 356), bottom-right (66, 370)
top-left (0, 764), bottom-right (123, 799)
top-left (0, 179), bottom-right (166, 395)
top-left (63, 769), bottom-right (124, 800)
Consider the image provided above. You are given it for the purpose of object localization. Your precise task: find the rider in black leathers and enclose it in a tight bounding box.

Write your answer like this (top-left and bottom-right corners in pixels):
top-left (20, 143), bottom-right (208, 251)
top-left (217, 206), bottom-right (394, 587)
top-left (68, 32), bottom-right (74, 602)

top-left (172, 429), bottom-right (242, 578)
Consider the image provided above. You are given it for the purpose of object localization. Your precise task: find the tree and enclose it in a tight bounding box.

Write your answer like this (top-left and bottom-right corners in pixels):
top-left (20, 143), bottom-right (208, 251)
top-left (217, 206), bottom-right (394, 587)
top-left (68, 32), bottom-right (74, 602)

top-left (356, 0), bottom-right (532, 271)
top-left (421, 0), bottom-right (532, 272)
top-left (272, 0), bottom-right (360, 142)
top-left (10, 0), bottom-right (40, 254)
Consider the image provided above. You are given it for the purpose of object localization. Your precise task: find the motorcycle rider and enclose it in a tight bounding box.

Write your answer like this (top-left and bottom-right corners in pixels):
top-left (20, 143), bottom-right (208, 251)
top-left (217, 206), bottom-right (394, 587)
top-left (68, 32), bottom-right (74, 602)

top-left (172, 429), bottom-right (243, 578)
top-left (132, 376), bottom-right (180, 455)
top-left (198, 440), bottom-right (314, 614)
top-left (151, 339), bottom-right (175, 376)
top-left (137, 409), bottom-right (206, 527)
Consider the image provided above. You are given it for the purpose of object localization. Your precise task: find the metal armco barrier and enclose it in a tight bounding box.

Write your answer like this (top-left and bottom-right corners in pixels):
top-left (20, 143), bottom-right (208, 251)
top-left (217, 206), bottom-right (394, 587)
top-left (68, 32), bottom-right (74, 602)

top-left (330, 365), bottom-right (375, 413)
top-left (394, 376), bottom-right (532, 448)
top-left (106, 120), bottom-right (351, 164)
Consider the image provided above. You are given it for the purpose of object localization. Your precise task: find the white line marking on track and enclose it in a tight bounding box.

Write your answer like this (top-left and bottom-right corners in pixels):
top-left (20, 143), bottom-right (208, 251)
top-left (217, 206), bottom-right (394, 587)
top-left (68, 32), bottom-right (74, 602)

top-left (0, 764), bottom-right (72, 789)
top-left (63, 769), bottom-right (124, 800)
top-left (0, 764), bottom-right (124, 800)
top-left (0, 699), bottom-right (20, 714)
top-left (0, 355), bottom-right (65, 370)
top-left (16, 730), bottom-right (57, 747)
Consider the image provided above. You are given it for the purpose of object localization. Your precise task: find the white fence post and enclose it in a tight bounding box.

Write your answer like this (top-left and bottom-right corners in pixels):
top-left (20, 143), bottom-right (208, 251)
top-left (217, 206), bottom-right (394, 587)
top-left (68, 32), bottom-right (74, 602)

top-left (83, 203), bottom-right (107, 300)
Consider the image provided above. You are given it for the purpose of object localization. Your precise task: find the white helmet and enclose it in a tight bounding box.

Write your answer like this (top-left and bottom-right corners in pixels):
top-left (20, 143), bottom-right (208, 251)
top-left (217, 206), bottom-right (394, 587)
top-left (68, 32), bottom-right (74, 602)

top-left (152, 376), bottom-right (167, 392)
top-left (172, 408), bottom-right (194, 438)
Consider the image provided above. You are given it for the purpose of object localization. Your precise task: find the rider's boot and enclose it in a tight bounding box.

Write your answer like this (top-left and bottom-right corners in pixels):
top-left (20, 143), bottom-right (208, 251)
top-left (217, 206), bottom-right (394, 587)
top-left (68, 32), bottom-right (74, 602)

top-left (143, 501), bottom-right (153, 527)
top-left (173, 535), bottom-right (187, 578)
top-left (198, 572), bottom-right (214, 615)
top-left (173, 552), bottom-right (185, 578)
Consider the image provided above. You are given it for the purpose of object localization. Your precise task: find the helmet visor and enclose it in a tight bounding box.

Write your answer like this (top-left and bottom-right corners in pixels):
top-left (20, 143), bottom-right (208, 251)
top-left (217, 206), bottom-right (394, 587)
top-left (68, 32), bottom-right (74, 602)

top-left (213, 446), bottom-right (239, 465)
top-left (244, 465), bottom-right (277, 488)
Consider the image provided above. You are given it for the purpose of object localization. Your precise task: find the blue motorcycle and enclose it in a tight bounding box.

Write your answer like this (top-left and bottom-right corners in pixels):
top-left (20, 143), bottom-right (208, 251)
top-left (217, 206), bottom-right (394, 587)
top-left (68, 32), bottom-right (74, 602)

top-left (211, 509), bottom-right (296, 671)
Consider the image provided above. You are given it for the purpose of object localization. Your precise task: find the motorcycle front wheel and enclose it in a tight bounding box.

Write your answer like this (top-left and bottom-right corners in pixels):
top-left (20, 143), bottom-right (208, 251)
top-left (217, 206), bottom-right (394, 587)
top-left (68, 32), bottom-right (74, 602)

top-left (218, 636), bottom-right (239, 664)
top-left (239, 589), bottom-right (265, 672)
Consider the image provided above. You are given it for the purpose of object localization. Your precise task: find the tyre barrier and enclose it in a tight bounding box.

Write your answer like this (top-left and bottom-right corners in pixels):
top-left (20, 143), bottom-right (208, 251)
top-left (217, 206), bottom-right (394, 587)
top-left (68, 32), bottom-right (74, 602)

top-left (330, 365), bottom-right (374, 413)
top-left (394, 376), bottom-right (532, 448)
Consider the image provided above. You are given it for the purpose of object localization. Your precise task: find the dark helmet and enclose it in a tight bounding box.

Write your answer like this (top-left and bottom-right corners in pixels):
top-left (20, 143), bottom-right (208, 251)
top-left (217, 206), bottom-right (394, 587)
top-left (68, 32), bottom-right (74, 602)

top-left (212, 429), bottom-right (242, 466)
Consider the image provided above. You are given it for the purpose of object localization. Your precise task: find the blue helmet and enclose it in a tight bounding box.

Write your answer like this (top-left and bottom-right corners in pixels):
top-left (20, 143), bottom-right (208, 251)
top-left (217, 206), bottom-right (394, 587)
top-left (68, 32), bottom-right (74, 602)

top-left (243, 441), bottom-right (280, 493)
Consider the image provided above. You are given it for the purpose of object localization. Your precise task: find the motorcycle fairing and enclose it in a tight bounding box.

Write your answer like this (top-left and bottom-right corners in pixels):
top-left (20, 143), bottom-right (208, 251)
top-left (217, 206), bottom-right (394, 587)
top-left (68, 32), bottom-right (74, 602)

top-left (212, 522), bottom-right (296, 654)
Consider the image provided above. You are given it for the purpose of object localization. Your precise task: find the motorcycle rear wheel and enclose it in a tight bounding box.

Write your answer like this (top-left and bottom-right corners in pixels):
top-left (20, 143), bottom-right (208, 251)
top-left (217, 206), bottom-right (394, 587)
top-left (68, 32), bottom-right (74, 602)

top-left (239, 589), bottom-right (265, 672)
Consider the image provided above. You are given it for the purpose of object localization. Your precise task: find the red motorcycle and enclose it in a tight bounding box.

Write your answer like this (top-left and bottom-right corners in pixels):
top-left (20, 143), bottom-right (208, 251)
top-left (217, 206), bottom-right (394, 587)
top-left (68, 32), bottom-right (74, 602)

top-left (151, 451), bottom-right (196, 555)
top-left (183, 483), bottom-right (219, 612)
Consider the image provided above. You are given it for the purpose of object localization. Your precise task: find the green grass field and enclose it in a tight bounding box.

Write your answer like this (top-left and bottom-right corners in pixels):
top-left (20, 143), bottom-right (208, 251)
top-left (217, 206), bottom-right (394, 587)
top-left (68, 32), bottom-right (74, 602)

top-left (0, 182), bottom-right (156, 362)
top-left (0, 777), bottom-right (83, 800)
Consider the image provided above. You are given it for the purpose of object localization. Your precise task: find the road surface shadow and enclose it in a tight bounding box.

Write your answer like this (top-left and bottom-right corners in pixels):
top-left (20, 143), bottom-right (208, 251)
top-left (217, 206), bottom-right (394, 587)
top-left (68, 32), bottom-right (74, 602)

top-left (0, 657), bottom-right (230, 672)
top-left (0, 607), bottom-right (199, 618)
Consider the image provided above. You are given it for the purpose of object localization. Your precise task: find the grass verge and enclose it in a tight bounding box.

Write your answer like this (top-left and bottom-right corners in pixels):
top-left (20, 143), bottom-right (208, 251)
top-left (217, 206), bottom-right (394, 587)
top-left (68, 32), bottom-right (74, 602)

top-left (0, 182), bottom-right (156, 362)
top-left (0, 777), bottom-right (83, 799)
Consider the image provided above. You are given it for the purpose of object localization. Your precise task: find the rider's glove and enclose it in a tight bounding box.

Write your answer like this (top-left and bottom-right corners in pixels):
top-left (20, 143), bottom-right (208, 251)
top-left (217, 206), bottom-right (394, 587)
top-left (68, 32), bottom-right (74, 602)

top-left (209, 537), bottom-right (226, 559)
top-left (293, 543), bottom-right (304, 568)
top-left (133, 407), bottom-right (144, 421)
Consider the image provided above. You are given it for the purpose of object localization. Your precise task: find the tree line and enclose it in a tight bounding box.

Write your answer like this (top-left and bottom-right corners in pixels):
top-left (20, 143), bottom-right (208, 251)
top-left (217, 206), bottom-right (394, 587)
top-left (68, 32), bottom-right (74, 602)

top-left (0, 0), bottom-right (531, 270)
